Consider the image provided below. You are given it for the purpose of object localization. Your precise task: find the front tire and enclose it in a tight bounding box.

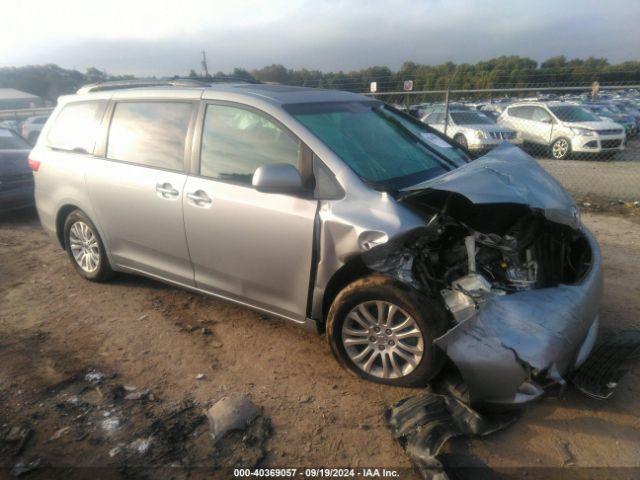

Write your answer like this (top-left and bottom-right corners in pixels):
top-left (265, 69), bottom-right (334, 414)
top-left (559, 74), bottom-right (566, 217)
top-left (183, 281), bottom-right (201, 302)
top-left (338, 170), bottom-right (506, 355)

top-left (63, 209), bottom-right (113, 282)
top-left (326, 275), bottom-right (448, 387)
top-left (551, 137), bottom-right (571, 160)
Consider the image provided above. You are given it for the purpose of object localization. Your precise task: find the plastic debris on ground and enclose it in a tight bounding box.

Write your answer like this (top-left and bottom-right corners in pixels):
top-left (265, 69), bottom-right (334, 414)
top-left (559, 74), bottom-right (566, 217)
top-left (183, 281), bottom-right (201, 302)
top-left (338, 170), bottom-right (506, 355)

top-left (570, 330), bottom-right (640, 399)
top-left (383, 388), bottom-right (520, 480)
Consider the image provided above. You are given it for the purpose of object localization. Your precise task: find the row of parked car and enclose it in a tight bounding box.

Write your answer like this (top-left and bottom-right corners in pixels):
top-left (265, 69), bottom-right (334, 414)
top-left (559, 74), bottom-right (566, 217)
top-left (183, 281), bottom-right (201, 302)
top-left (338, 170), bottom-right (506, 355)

top-left (0, 114), bottom-right (50, 145)
top-left (398, 89), bottom-right (640, 159)
top-left (0, 125), bottom-right (34, 213)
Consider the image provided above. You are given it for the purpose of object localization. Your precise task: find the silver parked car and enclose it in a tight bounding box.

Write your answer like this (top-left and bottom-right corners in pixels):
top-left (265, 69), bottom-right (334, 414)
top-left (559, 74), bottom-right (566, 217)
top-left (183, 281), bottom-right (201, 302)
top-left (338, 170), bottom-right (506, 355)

top-left (31, 81), bottom-right (601, 406)
top-left (422, 110), bottom-right (521, 153)
top-left (21, 115), bottom-right (49, 144)
top-left (498, 102), bottom-right (626, 159)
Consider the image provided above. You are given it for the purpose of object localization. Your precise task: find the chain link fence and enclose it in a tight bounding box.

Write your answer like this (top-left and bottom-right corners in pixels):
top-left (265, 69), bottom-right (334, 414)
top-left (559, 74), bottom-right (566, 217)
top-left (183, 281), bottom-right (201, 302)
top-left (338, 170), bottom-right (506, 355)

top-left (0, 107), bottom-right (55, 143)
top-left (1, 86), bottom-right (639, 202)
top-left (371, 86), bottom-right (640, 202)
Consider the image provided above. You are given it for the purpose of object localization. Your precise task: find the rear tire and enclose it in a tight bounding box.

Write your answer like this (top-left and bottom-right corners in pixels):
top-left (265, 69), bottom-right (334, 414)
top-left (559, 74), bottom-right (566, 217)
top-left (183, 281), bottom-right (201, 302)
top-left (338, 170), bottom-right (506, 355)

top-left (326, 274), bottom-right (448, 387)
top-left (63, 209), bottom-right (114, 282)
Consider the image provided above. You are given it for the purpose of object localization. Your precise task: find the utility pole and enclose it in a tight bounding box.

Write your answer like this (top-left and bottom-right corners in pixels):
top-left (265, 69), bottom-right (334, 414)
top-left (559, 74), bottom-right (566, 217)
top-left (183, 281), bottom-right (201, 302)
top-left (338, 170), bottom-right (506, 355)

top-left (443, 68), bottom-right (459, 137)
top-left (201, 51), bottom-right (209, 77)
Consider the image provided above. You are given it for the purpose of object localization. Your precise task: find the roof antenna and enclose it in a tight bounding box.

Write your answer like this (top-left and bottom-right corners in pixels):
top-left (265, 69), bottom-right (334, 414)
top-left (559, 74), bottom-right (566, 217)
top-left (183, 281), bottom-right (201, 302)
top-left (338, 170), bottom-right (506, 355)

top-left (201, 51), bottom-right (210, 77)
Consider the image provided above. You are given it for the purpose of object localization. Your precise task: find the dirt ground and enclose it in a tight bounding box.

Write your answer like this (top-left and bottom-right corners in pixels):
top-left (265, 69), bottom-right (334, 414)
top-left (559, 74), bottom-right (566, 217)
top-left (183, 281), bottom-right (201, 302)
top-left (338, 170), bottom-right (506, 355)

top-left (1, 209), bottom-right (639, 479)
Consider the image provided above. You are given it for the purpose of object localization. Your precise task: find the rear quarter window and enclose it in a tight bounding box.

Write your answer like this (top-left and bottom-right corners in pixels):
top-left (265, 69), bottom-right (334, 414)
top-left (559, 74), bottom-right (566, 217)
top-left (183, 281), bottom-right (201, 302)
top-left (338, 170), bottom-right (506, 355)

top-left (47, 101), bottom-right (107, 153)
top-left (106, 102), bottom-right (193, 171)
top-left (507, 106), bottom-right (532, 120)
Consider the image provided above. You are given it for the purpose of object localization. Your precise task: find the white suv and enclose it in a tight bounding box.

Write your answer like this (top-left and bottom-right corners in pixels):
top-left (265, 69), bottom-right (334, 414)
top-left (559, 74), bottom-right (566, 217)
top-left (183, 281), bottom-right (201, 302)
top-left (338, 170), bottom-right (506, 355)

top-left (498, 102), bottom-right (625, 159)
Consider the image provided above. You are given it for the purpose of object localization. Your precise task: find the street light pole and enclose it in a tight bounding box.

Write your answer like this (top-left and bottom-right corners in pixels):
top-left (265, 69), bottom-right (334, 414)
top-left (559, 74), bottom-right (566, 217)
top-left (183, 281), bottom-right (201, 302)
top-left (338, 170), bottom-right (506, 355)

top-left (443, 68), bottom-right (459, 137)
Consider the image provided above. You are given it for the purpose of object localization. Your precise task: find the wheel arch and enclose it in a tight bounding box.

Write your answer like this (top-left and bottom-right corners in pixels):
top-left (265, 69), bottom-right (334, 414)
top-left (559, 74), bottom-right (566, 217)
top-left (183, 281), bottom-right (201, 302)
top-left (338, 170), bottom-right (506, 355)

top-left (320, 255), bottom-right (372, 328)
top-left (55, 204), bottom-right (80, 248)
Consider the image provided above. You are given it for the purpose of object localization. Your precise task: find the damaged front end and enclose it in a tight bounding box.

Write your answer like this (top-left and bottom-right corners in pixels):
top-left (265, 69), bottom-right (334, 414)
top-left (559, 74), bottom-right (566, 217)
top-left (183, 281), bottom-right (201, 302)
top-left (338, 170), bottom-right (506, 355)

top-left (363, 145), bottom-right (602, 405)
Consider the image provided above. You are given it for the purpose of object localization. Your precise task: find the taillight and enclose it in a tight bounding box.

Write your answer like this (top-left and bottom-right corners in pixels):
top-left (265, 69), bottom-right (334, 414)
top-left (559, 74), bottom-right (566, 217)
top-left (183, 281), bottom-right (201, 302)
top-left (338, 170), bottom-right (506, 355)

top-left (28, 155), bottom-right (40, 172)
top-left (22, 125), bottom-right (27, 136)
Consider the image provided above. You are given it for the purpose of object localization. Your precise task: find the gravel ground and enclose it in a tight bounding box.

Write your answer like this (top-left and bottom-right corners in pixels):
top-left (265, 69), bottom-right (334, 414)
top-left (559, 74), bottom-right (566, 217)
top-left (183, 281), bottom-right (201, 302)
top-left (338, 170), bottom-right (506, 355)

top-left (1, 209), bottom-right (639, 479)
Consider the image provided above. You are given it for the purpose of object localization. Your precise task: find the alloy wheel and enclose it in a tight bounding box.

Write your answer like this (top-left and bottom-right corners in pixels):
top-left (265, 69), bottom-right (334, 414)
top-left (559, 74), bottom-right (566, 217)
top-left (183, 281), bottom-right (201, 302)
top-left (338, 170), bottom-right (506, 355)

top-left (341, 300), bottom-right (425, 379)
top-left (552, 138), bottom-right (569, 159)
top-left (69, 221), bottom-right (100, 273)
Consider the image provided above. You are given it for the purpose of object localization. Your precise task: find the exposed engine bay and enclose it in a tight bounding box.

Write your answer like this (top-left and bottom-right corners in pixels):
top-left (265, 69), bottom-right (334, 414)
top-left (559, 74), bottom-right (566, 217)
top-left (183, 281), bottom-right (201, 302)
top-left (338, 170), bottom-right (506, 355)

top-left (363, 206), bottom-right (592, 326)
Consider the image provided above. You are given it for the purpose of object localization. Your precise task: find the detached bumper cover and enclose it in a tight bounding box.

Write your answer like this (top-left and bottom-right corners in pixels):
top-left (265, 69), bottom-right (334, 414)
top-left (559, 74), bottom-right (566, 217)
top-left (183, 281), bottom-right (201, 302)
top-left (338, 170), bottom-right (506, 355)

top-left (435, 228), bottom-right (602, 405)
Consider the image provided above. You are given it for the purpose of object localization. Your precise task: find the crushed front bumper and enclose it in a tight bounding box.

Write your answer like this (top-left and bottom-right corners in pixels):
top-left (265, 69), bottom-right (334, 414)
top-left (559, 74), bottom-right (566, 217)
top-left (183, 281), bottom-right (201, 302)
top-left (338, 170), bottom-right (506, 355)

top-left (572, 135), bottom-right (625, 153)
top-left (435, 228), bottom-right (602, 406)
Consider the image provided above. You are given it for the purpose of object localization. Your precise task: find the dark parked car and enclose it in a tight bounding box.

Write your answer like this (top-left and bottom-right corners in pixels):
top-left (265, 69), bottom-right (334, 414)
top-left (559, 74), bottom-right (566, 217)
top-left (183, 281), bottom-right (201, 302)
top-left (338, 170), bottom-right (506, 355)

top-left (0, 127), bottom-right (34, 212)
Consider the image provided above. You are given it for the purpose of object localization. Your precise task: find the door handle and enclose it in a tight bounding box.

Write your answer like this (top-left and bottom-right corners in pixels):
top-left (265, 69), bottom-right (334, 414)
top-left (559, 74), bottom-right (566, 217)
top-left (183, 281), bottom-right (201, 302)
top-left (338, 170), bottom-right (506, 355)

top-left (156, 183), bottom-right (179, 198)
top-left (186, 190), bottom-right (212, 206)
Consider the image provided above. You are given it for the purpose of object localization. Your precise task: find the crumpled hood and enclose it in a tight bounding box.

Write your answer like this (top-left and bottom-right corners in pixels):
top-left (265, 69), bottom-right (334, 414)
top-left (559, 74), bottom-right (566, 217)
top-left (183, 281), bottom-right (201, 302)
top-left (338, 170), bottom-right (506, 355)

top-left (399, 144), bottom-right (580, 229)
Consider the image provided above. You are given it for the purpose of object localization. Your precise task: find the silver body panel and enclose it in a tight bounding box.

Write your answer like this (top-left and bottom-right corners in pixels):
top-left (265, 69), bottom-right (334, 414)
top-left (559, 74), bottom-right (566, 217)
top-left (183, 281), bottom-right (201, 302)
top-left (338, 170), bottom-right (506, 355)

top-left (86, 159), bottom-right (194, 285)
top-left (183, 176), bottom-right (317, 322)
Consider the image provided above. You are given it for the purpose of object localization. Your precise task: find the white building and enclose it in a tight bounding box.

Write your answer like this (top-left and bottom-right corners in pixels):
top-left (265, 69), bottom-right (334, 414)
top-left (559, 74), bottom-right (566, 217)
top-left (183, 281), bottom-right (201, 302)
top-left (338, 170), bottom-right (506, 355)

top-left (0, 88), bottom-right (44, 110)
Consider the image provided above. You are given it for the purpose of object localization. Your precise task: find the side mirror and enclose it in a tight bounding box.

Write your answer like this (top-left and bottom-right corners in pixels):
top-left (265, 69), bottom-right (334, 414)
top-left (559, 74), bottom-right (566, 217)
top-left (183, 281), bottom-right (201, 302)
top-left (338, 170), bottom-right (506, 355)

top-left (252, 163), bottom-right (303, 194)
top-left (540, 117), bottom-right (552, 124)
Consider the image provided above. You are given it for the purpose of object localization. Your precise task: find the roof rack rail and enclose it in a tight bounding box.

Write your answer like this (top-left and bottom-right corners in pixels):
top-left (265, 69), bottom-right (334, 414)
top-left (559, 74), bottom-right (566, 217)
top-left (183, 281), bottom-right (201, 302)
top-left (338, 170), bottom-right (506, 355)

top-left (76, 78), bottom-right (211, 94)
top-left (171, 75), bottom-right (262, 85)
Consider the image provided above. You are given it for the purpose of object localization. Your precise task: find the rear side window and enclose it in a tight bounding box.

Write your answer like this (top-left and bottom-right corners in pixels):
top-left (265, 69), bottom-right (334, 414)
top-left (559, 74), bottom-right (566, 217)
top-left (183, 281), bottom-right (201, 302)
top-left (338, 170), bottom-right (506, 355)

top-left (47, 101), bottom-right (106, 153)
top-left (507, 106), bottom-right (531, 119)
top-left (530, 107), bottom-right (552, 122)
top-left (107, 102), bottom-right (193, 171)
top-left (200, 104), bottom-right (300, 185)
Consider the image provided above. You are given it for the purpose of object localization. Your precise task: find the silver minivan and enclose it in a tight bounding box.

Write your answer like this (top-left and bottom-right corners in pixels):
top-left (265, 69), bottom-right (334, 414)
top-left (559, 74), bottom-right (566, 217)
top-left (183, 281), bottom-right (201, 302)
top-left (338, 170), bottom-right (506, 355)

top-left (31, 81), bottom-right (602, 405)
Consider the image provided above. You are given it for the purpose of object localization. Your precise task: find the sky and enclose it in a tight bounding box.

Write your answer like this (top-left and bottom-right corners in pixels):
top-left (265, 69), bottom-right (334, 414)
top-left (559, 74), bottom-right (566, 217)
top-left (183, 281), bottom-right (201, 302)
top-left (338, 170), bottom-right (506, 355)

top-left (1, 0), bottom-right (639, 77)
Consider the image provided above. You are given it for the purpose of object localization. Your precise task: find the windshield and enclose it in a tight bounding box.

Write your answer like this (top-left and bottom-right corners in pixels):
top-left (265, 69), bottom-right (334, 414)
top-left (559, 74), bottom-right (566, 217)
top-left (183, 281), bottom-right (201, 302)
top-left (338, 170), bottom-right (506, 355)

top-left (0, 128), bottom-right (30, 149)
top-left (604, 105), bottom-right (622, 114)
top-left (381, 106), bottom-right (469, 166)
top-left (549, 106), bottom-right (599, 122)
top-left (287, 101), bottom-right (458, 189)
top-left (450, 111), bottom-right (494, 125)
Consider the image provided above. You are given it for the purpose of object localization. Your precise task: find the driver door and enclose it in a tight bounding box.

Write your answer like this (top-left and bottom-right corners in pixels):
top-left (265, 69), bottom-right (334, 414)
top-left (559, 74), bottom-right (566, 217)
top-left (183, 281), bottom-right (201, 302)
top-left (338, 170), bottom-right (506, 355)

top-left (183, 103), bottom-right (318, 322)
